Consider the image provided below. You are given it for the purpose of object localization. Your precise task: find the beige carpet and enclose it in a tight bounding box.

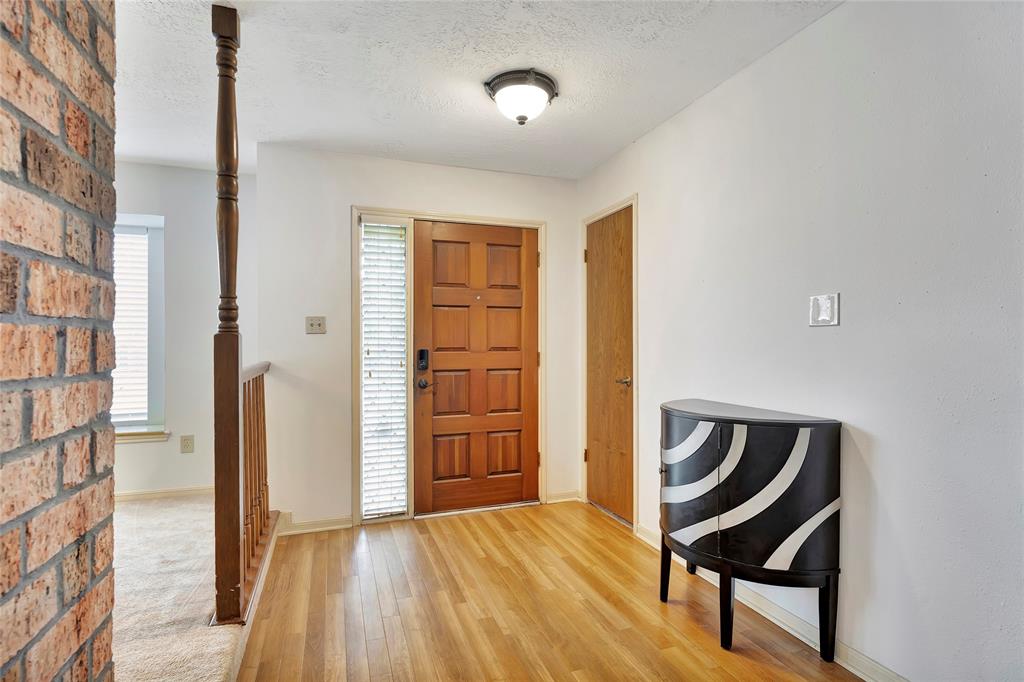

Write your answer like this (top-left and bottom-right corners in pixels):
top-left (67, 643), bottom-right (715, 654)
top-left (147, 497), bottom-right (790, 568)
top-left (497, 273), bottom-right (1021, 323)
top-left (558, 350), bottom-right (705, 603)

top-left (113, 492), bottom-right (241, 681)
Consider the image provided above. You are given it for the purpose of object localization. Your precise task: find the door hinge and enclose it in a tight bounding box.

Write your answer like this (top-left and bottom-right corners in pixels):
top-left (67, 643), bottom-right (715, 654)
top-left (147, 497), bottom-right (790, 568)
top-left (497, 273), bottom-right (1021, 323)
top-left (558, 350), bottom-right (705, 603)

top-left (537, 351), bottom-right (540, 367)
top-left (584, 249), bottom-right (588, 263)
top-left (583, 448), bottom-right (589, 462)
top-left (537, 251), bottom-right (541, 268)
top-left (537, 452), bottom-right (541, 466)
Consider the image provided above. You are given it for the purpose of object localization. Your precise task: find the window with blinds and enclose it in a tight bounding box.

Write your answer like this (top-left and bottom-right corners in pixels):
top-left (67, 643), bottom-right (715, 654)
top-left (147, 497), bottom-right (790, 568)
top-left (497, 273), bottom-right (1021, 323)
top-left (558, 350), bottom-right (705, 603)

top-left (359, 222), bottom-right (409, 518)
top-left (111, 229), bottom-right (150, 424)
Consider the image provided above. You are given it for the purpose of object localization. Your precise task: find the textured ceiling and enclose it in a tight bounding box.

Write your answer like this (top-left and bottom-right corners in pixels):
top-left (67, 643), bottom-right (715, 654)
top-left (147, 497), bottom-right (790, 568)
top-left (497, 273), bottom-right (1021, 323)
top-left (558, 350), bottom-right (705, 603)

top-left (116, 1), bottom-right (836, 178)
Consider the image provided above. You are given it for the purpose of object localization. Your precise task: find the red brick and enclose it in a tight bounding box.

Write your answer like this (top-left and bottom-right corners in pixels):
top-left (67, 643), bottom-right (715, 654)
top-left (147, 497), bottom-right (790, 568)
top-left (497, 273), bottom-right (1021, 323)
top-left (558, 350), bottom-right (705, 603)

top-left (87, 0), bottom-right (113, 33)
top-left (29, 8), bottom-right (114, 127)
top-left (25, 129), bottom-right (110, 217)
top-left (94, 227), bottom-right (112, 271)
top-left (64, 99), bottom-right (91, 160)
top-left (0, 569), bottom-right (58, 665)
top-left (93, 424), bottom-right (112, 473)
top-left (64, 326), bottom-right (92, 376)
top-left (25, 476), bottom-right (113, 570)
top-left (0, 0), bottom-right (25, 41)
top-left (95, 24), bottom-right (114, 77)
top-left (93, 125), bottom-right (113, 179)
top-left (0, 661), bottom-right (21, 682)
top-left (0, 527), bottom-right (19, 597)
top-left (95, 329), bottom-right (113, 372)
top-left (96, 278), bottom-right (113, 320)
top-left (26, 260), bottom-right (95, 318)
top-left (65, 214), bottom-right (92, 267)
top-left (0, 184), bottom-right (63, 256)
top-left (91, 523), bottom-right (111, 575)
top-left (0, 108), bottom-right (19, 174)
top-left (0, 39), bottom-right (60, 134)
top-left (0, 252), bottom-right (18, 314)
top-left (64, 1), bottom-right (90, 49)
top-left (91, 618), bottom-right (111, 677)
top-left (0, 323), bottom-right (58, 380)
top-left (96, 378), bottom-right (111, 414)
top-left (61, 541), bottom-right (89, 604)
top-left (61, 649), bottom-right (89, 682)
top-left (30, 381), bottom-right (101, 441)
top-left (0, 447), bottom-right (57, 524)
top-left (24, 572), bottom-right (112, 681)
top-left (62, 432), bottom-right (90, 488)
top-left (0, 392), bottom-right (22, 451)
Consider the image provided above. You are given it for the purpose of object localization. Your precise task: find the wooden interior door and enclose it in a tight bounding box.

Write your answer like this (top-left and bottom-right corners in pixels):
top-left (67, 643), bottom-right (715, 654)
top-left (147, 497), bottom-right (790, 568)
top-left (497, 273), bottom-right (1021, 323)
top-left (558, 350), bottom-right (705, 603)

top-left (586, 205), bottom-right (634, 523)
top-left (413, 220), bottom-right (539, 513)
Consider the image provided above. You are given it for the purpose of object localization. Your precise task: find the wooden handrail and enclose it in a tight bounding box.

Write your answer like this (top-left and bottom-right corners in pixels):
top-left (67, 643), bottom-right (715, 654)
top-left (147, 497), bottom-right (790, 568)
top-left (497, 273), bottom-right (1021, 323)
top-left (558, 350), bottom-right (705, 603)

top-left (241, 361), bottom-right (270, 383)
top-left (211, 5), bottom-right (277, 626)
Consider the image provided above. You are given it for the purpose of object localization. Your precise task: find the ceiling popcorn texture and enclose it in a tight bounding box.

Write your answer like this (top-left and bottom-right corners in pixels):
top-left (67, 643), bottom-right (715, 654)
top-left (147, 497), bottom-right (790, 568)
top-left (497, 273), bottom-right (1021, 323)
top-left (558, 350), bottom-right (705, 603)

top-left (116, 0), bottom-right (836, 178)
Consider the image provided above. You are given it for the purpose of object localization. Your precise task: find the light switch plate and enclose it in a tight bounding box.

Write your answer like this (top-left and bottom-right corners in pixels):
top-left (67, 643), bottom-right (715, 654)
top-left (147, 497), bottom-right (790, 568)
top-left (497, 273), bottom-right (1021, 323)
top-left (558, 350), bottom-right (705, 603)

top-left (809, 293), bottom-right (839, 326)
top-left (305, 316), bottom-right (327, 334)
top-left (180, 435), bottom-right (195, 454)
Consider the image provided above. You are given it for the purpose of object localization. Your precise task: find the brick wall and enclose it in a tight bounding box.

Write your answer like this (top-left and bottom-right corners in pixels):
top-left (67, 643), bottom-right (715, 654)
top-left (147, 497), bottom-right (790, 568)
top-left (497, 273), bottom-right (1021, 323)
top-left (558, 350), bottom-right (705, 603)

top-left (0, 1), bottom-right (116, 680)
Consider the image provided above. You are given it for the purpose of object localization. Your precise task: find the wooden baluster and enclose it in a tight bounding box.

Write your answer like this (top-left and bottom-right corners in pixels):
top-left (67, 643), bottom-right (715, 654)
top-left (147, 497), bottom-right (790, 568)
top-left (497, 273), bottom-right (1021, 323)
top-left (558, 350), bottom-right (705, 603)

top-left (258, 373), bottom-right (269, 529)
top-left (253, 374), bottom-right (262, 541)
top-left (212, 3), bottom-right (243, 625)
top-left (242, 379), bottom-right (252, 570)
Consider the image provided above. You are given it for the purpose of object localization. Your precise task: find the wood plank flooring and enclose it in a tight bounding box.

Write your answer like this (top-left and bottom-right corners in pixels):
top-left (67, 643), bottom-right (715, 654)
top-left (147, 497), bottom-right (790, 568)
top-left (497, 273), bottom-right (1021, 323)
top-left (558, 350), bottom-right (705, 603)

top-left (239, 502), bottom-right (858, 681)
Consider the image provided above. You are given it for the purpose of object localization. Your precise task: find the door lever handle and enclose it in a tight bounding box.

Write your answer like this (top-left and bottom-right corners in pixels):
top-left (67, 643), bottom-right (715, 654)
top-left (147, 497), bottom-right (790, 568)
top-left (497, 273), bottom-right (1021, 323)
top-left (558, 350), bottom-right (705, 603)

top-left (615, 376), bottom-right (632, 387)
top-left (417, 378), bottom-right (435, 390)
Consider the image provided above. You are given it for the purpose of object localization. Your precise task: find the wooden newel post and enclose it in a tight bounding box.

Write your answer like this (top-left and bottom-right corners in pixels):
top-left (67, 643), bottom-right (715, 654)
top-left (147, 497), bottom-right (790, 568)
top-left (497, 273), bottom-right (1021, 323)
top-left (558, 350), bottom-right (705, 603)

top-left (212, 4), bottom-right (243, 625)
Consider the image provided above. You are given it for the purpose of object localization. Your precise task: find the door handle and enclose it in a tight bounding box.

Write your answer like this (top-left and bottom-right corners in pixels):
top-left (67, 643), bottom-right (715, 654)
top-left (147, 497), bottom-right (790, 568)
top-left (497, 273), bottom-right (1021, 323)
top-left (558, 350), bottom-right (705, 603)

top-left (615, 376), bottom-right (632, 387)
top-left (417, 378), bottom-right (435, 390)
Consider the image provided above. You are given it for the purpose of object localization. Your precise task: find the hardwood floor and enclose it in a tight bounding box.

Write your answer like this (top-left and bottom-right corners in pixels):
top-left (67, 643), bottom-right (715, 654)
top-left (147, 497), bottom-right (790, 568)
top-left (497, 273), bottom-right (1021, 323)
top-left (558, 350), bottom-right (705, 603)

top-left (239, 502), bottom-right (858, 681)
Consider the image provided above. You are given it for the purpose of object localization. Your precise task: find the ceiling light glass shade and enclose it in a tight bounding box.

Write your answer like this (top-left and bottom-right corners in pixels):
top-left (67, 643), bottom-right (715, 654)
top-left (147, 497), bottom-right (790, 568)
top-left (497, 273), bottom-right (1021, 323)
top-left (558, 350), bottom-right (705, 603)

top-left (494, 84), bottom-right (550, 124)
top-left (484, 69), bottom-right (559, 126)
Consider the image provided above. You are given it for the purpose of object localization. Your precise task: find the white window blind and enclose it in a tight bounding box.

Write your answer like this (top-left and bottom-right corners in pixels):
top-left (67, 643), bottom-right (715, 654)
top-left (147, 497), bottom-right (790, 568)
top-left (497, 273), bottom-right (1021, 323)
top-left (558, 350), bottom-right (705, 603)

top-left (111, 229), bottom-right (149, 424)
top-left (360, 222), bottom-right (409, 519)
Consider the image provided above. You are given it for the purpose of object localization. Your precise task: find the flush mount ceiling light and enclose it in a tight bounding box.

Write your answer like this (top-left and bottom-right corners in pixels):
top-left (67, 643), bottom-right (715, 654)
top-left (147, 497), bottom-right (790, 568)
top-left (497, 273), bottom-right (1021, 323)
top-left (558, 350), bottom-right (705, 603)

top-left (484, 69), bottom-right (559, 126)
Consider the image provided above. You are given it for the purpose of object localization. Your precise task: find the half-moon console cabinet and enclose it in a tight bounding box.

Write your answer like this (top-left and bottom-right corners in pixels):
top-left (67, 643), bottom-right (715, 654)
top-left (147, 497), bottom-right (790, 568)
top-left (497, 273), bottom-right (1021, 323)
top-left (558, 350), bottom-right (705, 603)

top-left (658, 399), bottom-right (841, 661)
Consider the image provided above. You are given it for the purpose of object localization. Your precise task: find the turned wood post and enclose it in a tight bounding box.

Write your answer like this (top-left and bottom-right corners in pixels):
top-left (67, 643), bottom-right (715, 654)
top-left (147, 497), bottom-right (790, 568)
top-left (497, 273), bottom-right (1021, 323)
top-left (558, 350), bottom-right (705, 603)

top-left (212, 4), bottom-right (243, 624)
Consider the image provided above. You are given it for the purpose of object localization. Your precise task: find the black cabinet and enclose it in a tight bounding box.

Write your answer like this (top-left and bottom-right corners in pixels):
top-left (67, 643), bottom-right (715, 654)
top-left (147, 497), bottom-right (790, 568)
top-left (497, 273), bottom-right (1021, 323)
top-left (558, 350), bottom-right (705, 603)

top-left (658, 399), bottom-right (841, 661)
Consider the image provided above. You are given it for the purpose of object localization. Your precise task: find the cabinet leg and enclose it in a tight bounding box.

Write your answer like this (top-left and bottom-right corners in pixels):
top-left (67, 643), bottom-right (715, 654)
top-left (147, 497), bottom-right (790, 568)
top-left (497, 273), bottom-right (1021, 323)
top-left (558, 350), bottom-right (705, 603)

top-left (819, 574), bottom-right (838, 662)
top-left (686, 560), bottom-right (697, 575)
top-left (719, 567), bottom-right (735, 650)
top-left (659, 534), bottom-right (671, 603)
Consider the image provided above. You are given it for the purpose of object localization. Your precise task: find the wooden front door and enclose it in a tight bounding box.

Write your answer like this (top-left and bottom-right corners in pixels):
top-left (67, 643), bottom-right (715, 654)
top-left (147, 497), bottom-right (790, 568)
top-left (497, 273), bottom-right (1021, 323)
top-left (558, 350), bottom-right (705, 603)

top-left (586, 205), bottom-right (634, 523)
top-left (413, 220), bottom-right (539, 513)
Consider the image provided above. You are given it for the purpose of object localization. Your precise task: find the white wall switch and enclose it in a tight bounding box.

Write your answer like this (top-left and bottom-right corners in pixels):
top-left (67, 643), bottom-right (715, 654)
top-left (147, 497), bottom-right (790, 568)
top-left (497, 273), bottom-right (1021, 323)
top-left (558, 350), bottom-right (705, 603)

top-left (809, 293), bottom-right (839, 326)
top-left (180, 434), bottom-right (195, 453)
top-left (305, 316), bottom-right (327, 334)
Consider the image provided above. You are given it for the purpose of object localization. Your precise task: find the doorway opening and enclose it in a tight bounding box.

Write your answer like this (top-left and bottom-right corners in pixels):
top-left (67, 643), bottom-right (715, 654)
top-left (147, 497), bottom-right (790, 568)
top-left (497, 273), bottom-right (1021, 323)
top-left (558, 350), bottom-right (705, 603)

top-left (352, 209), bottom-right (546, 524)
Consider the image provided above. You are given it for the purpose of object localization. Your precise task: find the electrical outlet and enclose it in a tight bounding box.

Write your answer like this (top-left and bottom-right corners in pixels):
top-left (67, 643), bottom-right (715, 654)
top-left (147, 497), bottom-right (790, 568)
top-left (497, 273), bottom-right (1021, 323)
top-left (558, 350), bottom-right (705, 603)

top-left (809, 293), bottom-right (840, 326)
top-left (180, 435), bottom-right (195, 454)
top-left (305, 316), bottom-right (327, 334)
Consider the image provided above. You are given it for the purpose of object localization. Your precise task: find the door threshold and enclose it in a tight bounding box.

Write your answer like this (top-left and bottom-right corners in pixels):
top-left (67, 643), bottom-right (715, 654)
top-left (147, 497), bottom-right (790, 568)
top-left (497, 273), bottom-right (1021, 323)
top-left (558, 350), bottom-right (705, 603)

top-left (589, 500), bottom-right (632, 528)
top-left (414, 500), bottom-right (539, 520)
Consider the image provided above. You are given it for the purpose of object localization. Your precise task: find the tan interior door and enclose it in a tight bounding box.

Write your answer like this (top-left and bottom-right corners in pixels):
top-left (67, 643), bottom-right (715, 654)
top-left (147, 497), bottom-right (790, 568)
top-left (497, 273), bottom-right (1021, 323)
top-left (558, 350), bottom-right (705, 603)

top-left (586, 205), bottom-right (634, 523)
top-left (413, 221), bottom-right (539, 514)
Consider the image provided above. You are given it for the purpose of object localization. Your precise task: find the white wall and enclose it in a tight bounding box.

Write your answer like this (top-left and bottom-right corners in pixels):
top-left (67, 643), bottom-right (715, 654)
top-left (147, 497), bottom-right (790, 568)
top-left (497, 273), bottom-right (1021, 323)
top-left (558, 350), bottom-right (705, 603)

top-left (255, 146), bottom-right (581, 525)
top-left (577, 2), bottom-right (1023, 679)
top-left (114, 162), bottom-right (258, 493)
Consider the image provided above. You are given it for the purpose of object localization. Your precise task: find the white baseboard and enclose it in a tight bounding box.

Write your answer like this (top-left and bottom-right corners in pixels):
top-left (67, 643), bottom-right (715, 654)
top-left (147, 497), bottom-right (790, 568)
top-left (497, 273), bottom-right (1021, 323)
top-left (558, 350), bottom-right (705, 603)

top-left (114, 485), bottom-right (214, 501)
top-left (277, 512), bottom-right (353, 536)
top-left (635, 524), bottom-right (904, 682)
top-left (545, 490), bottom-right (582, 503)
